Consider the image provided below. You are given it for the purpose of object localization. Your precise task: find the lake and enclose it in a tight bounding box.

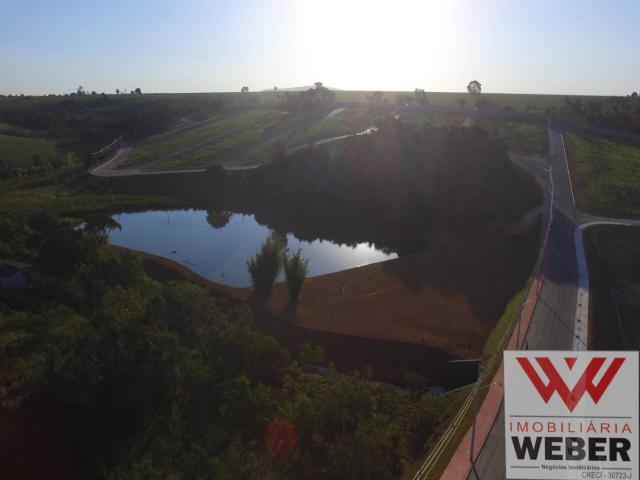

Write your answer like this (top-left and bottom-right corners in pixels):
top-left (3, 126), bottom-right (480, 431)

top-left (109, 210), bottom-right (397, 287)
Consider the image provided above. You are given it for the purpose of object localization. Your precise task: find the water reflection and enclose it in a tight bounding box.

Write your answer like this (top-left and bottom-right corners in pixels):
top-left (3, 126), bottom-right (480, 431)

top-left (109, 210), bottom-right (397, 287)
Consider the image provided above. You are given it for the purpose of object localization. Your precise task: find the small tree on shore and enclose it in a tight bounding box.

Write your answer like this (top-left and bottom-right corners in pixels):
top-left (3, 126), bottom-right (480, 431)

top-left (283, 249), bottom-right (309, 305)
top-left (247, 233), bottom-right (286, 296)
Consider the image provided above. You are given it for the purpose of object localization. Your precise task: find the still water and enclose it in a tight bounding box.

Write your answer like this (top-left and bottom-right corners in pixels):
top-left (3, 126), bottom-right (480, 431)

top-left (109, 210), bottom-right (397, 287)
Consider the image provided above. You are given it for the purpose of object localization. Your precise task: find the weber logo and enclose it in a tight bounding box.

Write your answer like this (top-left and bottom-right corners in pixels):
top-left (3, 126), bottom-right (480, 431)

top-left (504, 351), bottom-right (638, 479)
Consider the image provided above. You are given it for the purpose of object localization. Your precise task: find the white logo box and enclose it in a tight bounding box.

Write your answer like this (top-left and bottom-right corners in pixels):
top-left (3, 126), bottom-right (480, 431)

top-left (504, 351), bottom-right (638, 479)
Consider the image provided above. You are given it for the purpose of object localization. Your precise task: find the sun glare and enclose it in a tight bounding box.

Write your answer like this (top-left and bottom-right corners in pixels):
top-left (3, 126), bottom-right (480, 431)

top-left (293, 0), bottom-right (460, 89)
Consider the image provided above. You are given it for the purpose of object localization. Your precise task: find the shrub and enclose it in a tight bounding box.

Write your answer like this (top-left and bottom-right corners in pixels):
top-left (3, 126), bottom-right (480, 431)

top-left (299, 343), bottom-right (326, 366)
top-left (283, 249), bottom-right (309, 305)
top-left (247, 233), bottom-right (285, 296)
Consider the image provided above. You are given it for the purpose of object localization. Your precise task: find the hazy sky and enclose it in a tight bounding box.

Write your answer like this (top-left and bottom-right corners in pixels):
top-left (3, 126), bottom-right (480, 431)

top-left (1, 0), bottom-right (639, 96)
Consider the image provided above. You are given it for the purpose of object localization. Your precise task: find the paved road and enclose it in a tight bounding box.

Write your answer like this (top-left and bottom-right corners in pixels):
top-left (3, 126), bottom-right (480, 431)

top-left (466, 122), bottom-right (640, 479)
top-left (91, 124), bottom-right (378, 176)
top-left (467, 123), bottom-right (579, 480)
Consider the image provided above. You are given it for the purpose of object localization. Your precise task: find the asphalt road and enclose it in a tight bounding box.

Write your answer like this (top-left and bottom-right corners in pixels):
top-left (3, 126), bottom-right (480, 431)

top-left (467, 123), bottom-right (578, 480)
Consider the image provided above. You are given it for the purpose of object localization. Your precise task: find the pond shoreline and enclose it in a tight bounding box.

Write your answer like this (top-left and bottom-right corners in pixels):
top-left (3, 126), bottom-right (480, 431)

top-left (108, 243), bottom-right (460, 387)
top-left (108, 210), bottom-right (397, 287)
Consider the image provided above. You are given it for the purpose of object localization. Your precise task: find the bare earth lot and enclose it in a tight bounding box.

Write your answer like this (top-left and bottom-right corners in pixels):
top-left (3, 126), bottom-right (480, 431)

top-left (128, 212), bottom-right (539, 363)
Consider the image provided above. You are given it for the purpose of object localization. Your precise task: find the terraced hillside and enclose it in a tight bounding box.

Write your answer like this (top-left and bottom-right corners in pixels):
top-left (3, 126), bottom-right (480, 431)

top-left (118, 109), bottom-right (287, 171)
top-left (108, 106), bottom-right (375, 172)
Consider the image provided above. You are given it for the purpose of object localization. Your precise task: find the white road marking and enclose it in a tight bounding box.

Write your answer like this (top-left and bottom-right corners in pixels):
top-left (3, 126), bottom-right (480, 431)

top-left (560, 131), bottom-right (577, 205)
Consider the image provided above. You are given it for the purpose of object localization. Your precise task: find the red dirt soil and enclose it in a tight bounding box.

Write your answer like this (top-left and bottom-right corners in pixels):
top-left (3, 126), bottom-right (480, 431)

top-left (270, 224), bottom-right (538, 359)
top-left (116, 213), bottom-right (539, 362)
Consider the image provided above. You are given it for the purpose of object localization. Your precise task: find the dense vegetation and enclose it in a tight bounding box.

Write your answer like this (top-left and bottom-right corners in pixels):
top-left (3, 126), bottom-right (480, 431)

top-left (278, 83), bottom-right (336, 113)
top-left (0, 215), bottom-right (446, 479)
top-left (221, 118), bottom-right (540, 255)
top-left (0, 94), bottom-right (234, 174)
top-left (0, 95), bottom-right (545, 480)
top-left (550, 94), bottom-right (640, 135)
top-left (566, 132), bottom-right (640, 217)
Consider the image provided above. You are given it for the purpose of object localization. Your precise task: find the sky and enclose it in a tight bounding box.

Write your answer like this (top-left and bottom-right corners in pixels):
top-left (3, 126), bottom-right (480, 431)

top-left (1, 0), bottom-right (639, 96)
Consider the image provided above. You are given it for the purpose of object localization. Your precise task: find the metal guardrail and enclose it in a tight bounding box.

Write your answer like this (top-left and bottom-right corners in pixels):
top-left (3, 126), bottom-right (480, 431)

top-left (90, 133), bottom-right (123, 161)
top-left (412, 146), bottom-right (555, 480)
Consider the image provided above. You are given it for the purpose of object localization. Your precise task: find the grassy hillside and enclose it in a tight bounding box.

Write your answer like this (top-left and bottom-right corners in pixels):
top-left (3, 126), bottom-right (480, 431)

top-left (584, 226), bottom-right (640, 350)
top-left (0, 123), bottom-right (75, 177)
top-left (286, 108), bottom-right (372, 146)
top-left (0, 133), bottom-right (57, 166)
top-left (2, 90), bottom-right (635, 176)
top-left (118, 109), bottom-right (283, 169)
top-left (0, 93), bottom-right (235, 165)
top-left (491, 120), bottom-right (548, 155)
top-left (565, 132), bottom-right (640, 217)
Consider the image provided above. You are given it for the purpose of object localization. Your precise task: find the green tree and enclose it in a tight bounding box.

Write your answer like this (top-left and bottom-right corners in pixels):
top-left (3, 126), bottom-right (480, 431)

top-left (283, 249), bottom-right (308, 305)
top-left (467, 80), bottom-right (482, 95)
top-left (83, 213), bottom-right (122, 235)
top-left (299, 343), bottom-right (326, 366)
top-left (206, 210), bottom-right (232, 229)
top-left (36, 225), bottom-right (103, 277)
top-left (247, 233), bottom-right (286, 296)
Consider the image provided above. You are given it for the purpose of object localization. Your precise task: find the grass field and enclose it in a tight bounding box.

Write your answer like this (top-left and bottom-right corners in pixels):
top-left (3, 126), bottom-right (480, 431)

top-left (406, 110), bottom-right (469, 127)
top-left (120, 107), bottom-right (378, 171)
top-left (154, 116), bottom-right (284, 170)
top-left (118, 109), bottom-right (286, 170)
top-left (0, 181), bottom-right (185, 217)
top-left (491, 120), bottom-right (548, 155)
top-left (584, 226), bottom-right (640, 349)
top-left (286, 108), bottom-right (373, 145)
top-left (0, 122), bottom-right (30, 136)
top-left (0, 132), bottom-right (61, 171)
top-left (566, 132), bottom-right (640, 217)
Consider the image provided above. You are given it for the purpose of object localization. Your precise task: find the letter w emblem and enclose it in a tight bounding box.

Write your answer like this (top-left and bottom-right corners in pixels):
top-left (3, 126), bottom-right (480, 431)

top-left (516, 357), bottom-right (625, 412)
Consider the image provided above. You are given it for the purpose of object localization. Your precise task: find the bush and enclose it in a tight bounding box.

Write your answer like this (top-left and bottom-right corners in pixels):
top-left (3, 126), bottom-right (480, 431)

top-left (247, 233), bottom-right (285, 296)
top-left (283, 249), bottom-right (309, 305)
top-left (299, 342), bottom-right (326, 366)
